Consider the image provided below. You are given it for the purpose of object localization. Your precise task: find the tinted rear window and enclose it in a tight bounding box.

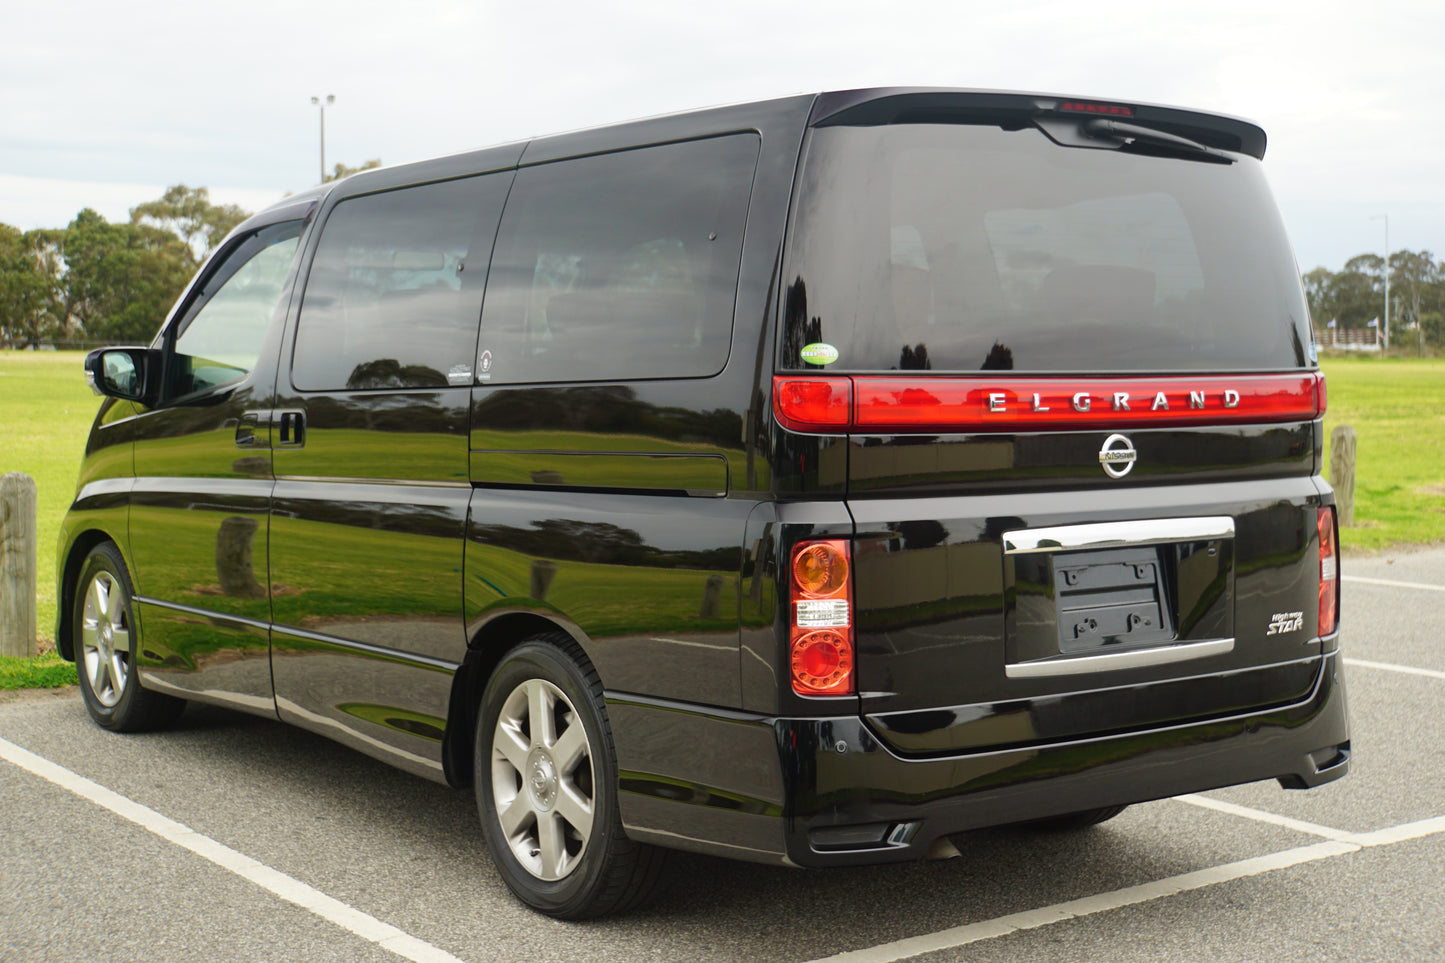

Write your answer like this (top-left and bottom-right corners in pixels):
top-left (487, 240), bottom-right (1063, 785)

top-left (781, 123), bottom-right (1311, 373)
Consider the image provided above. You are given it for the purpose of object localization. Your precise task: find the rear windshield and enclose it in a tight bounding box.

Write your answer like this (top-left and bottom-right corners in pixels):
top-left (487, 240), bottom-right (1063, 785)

top-left (780, 123), bottom-right (1311, 373)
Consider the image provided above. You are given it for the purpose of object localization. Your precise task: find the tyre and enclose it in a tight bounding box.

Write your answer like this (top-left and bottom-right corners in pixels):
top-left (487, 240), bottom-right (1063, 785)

top-left (74, 542), bottom-right (185, 732)
top-left (475, 636), bottom-right (667, 919)
top-left (1016, 805), bottom-right (1128, 832)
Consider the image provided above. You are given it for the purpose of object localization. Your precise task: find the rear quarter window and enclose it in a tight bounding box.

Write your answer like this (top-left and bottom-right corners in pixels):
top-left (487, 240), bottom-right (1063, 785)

top-left (477, 133), bottom-right (760, 385)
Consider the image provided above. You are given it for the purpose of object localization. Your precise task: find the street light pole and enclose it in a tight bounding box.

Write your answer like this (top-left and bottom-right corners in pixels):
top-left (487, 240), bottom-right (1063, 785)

top-left (310, 95), bottom-right (335, 184)
top-left (1372, 214), bottom-right (1389, 351)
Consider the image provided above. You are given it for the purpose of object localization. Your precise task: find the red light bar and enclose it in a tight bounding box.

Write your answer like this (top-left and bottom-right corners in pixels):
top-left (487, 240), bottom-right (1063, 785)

top-left (1059, 101), bottom-right (1134, 116)
top-left (774, 373), bottom-right (1324, 434)
top-left (773, 377), bottom-right (852, 432)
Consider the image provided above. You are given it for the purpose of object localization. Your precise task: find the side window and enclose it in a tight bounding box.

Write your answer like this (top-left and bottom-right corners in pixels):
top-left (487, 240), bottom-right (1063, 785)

top-left (171, 222), bottom-right (302, 397)
top-left (292, 175), bottom-right (505, 391)
top-left (478, 134), bottom-right (759, 385)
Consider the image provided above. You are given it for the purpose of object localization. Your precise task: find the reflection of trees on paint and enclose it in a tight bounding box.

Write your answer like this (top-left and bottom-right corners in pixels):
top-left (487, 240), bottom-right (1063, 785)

top-left (471, 519), bottom-right (736, 571)
top-left (473, 385), bottom-right (743, 451)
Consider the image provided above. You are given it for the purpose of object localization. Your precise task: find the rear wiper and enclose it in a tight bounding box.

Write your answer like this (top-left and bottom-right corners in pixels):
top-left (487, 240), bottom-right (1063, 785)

top-left (1083, 118), bottom-right (1235, 164)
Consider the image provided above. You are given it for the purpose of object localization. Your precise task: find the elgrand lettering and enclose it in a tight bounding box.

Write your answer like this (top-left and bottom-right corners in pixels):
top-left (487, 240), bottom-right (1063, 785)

top-left (986, 388), bottom-right (1242, 413)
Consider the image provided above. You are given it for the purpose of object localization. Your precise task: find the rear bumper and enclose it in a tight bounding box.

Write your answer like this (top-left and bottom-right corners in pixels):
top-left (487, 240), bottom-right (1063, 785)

top-left (609, 651), bottom-right (1349, 867)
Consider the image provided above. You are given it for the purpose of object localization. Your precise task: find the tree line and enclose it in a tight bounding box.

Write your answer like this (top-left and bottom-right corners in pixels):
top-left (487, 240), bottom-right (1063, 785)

top-left (1304, 250), bottom-right (1443, 349)
top-left (0, 185), bottom-right (247, 347)
top-left (3, 181), bottom-right (1438, 352)
top-left (0, 161), bottom-right (380, 349)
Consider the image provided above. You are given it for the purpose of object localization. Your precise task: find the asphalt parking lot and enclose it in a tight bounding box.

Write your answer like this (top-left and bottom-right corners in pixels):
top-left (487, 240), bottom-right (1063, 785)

top-left (3, 549), bottom-right (1443, 963)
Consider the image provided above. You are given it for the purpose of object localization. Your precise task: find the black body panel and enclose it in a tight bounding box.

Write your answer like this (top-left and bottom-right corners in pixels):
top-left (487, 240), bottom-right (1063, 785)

top-left (610, 652), bottom-right (1346, 866)
top-left (121, 211), bottom-right (311, 716)
top-left (266, 386), bottom-right (473, 780)
top-left (846, 423), bottom-right (1313, 494)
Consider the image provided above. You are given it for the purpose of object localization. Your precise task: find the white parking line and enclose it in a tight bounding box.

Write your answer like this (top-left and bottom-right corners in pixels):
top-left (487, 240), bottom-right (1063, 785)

top-left (1172, 794), bottom-right (1366, 843)
top-left (1352, 813), bottom-right (1445, 846)
top-left (1342, 574), bottom-right (1445, 592)
top-left (1343, 658), bottom-right (1445, 682)
top-left (803, 841), bottom-right (1358, 963)
top-left (800, 810), bottom-right (1445, 963)
top-left (0, 736), bottom-right (465, 963)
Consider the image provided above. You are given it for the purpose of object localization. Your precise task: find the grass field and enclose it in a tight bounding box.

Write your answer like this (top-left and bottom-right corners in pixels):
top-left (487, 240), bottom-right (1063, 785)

top-left (0, 651), bottom-right (76, 690)
top-left (1320, 356), bottom-right (1445, 552)
top-left (0, 349), bottom-right (1441, 681)
top-left (0, 352), bottom-right (102, 649)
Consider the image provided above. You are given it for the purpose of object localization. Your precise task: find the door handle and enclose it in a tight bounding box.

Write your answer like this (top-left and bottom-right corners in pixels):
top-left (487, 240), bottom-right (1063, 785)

top-left (235, 410), bottom-right (271, 449)
top-left (276, 409), bottom-right (306, 448)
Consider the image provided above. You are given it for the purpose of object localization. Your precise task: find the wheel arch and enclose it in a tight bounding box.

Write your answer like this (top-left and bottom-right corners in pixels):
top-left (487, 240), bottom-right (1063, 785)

top-left (442, 610), bottom-right (600, 789)
top-left (56, 528), bottom-right (128, 662)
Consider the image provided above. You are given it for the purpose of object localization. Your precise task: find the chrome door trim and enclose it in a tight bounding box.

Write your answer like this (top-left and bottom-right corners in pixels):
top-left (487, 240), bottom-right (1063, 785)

top-left (1005, 637), bottom-right (1236, 678)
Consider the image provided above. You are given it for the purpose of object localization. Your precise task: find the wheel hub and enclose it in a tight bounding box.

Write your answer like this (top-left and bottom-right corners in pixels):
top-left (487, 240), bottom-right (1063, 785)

top-left (526, 748), bottom-right (559, 811)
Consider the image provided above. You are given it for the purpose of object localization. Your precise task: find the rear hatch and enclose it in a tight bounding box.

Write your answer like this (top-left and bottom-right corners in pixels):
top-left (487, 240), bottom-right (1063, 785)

top-left (777, 92), bottom-right (1329, 755)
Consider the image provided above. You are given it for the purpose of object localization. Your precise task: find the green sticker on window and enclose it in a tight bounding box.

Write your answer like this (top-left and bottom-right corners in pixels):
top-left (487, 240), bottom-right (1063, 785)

top-left (801, 342), bottom-right (839, 366)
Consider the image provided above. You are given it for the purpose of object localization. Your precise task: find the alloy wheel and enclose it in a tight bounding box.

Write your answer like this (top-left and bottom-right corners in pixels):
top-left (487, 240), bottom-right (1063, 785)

top-left (80, 570), bottom-right (131, 708)
top-left (490, 677), bottom-right (596, 881)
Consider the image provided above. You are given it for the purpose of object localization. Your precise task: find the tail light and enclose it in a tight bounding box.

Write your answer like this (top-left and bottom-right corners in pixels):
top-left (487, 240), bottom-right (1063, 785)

top-left (789, 539), bottom-right (854, 697)
top-left (1318, 506), bottom-right (1339, 637)
top-left (773, 378), bottom-right (851, 432)
top-left (773, 373), bottom-right (1324, 434)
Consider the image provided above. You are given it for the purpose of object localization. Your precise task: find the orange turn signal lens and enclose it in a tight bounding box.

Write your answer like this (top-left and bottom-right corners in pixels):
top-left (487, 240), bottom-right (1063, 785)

top-left (792, 541), bottom-right (849, 598)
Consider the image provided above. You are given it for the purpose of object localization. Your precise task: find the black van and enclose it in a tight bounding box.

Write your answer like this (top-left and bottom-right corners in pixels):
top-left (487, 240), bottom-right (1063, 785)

top-left (60, 88), bottom-right (1348, 919)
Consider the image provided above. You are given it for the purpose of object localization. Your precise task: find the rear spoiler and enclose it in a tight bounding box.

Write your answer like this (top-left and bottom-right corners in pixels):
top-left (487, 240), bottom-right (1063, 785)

top-left (808, 88), bottom-right (1267, 160)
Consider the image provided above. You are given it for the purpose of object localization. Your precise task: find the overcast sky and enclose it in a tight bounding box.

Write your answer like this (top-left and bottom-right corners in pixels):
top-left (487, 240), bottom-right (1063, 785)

top-left (2, 0), bottom-right (1439, 272)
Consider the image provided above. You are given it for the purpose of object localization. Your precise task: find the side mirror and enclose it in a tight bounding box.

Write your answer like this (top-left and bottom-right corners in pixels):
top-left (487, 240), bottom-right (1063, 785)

top-left (85, 347), bottom-right (160, 406)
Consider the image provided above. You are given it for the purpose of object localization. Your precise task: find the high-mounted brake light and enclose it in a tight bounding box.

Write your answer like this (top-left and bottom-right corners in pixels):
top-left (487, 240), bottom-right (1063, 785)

top-left (1059, 101), bottom-right (1134, 117)
top-left (789, 539), bottom-right (854, 697)
top-left (1318, 506), bottom-right (1339, 637)
top-left (773, 373), bottom-right (1325, 434)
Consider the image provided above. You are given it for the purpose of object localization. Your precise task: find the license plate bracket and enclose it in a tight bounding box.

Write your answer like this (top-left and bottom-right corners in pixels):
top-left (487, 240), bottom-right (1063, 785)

top-left (1002, 517), bottom-right (1234, 677)
top-left (1053, 548), bottom-right (1173, 653)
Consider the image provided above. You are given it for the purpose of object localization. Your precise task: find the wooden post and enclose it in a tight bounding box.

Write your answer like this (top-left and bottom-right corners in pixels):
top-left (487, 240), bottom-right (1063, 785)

top-left (1330, 425), bottom-right (1357, 527)
top-left (1, 472), bottom-right (38, 657)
